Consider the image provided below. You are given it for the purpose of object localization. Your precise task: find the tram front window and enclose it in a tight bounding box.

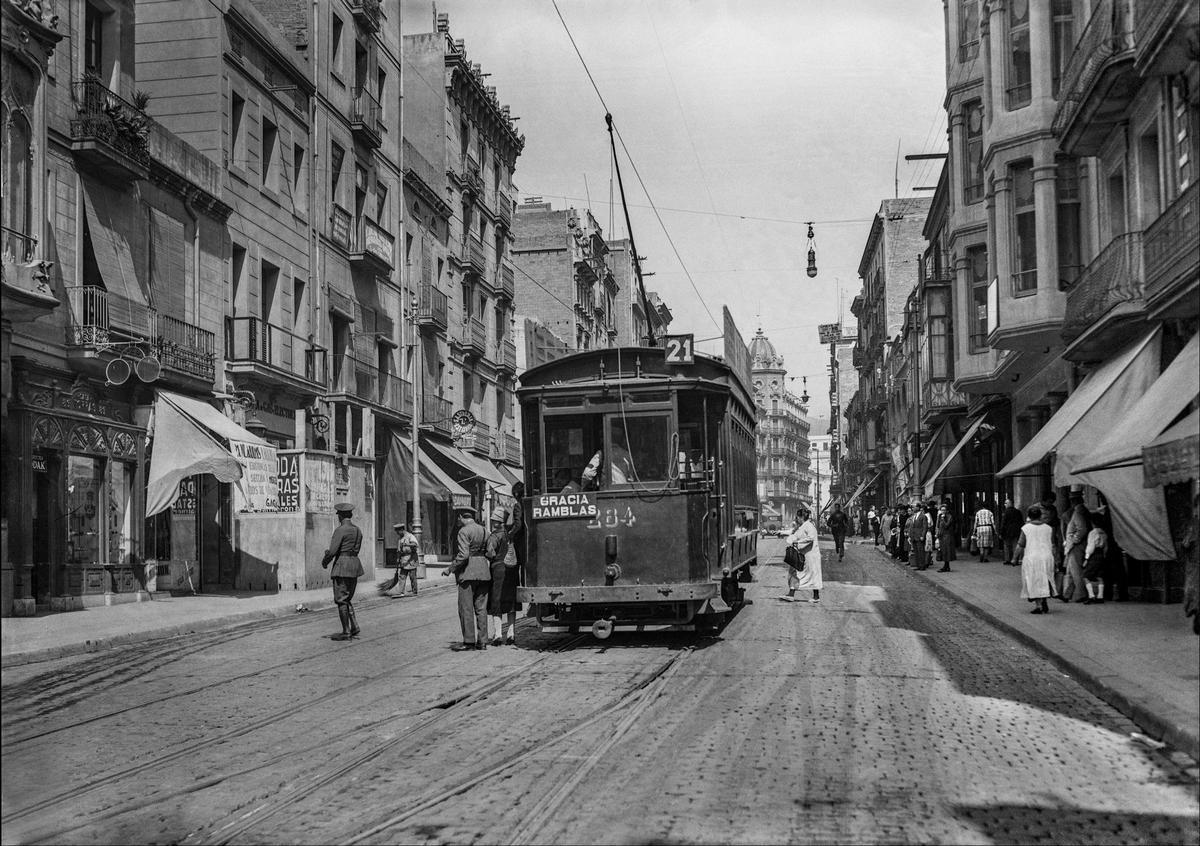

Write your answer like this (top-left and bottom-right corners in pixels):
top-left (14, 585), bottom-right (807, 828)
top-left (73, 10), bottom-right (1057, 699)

top-left (543, 415), bottom-right (603, 493)
top-left (607, 414), bottom-right (670, 486)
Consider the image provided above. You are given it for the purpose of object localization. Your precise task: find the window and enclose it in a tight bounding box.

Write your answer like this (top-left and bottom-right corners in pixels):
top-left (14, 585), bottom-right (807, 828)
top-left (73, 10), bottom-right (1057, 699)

top-left (958, 0), bottom-right (979, 62)
top-left (607, 414), bottom-right (670, 485)
top-left (261, 117), bottom-right (277, 190)
top-left (967, 244), bottom-right (989, 352)
top-left (1, 107), bottom-right (32, 258)
top-left (1010, 161), bottom-right (1037, 293)
top-left (330, 14), bottom-right (344, 77)
top-left (462, 282), bottom-right (472, 318)
top-left (925, 286), bottom-right (951, 380)
top-left (84, 1), bottom-right (104, 75)
top-left (231, 243), bottom-right (247, 314)
top-left (377, 68), bottom-right (387, 121)
top-left (291, 143), bottom-right (306, 209)
top-left (230, 91), bottom-right (246, 169)
top-left (375, 181), bottom-right (388, 227)
top-left (330, 142), bottom-right (345, 203)
top-left (1138, 127), bottom-right (1162, 225)
top-left (460, 119), bottom-right (469, 164)
top-left (963, 100), bottom-right (984, 204)
top-left (293, 277), bottom-right (307, 334)
top-left (1105, 168), bottom-right (1127, 243)
top-left (1007, 0), bottom-right (1032, 109)
top-left (1170, 79), bottom-right (1194, 193)
top-left (1050, 0), bottom-right (1075, 98)
top-left (1056, 156), bottom-right (1083, 289)
top-left (543, 414), bottom-right (603, 492)
top-left (261, 259), bottom-right (280, 324)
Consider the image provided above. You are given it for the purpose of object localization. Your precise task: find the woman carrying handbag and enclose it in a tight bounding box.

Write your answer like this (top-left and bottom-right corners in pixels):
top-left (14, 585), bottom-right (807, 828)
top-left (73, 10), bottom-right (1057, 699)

top-left (780, 506), bottom-right (822, 604)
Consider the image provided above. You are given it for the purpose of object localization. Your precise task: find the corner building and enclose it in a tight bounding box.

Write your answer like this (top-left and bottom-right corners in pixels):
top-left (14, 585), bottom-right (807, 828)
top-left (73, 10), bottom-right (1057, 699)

top-left (749, 328), bottom-right (812, 527)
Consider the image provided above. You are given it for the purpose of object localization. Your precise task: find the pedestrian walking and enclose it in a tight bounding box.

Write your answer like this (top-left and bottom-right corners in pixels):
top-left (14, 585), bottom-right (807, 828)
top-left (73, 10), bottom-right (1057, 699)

top-left (443, 506), bottom-right (491, 651)
top-left (1040, 494), bottom-right (1065, 596)
top-left (486, 506), bottom-right (521, 645)
top-left (1061, 500), bottom-right (1091, 603)
top-left (895, 504), bottom-right (910, 562)
top-left (1014, 505), bottom-right (1060, 614)
top-left (1082, 511), bottom-right (1109, 604)
top-left (869, 507), bottom-right (881, 545)
top-left (935, 501), bottom-right (956, 572)
top-left (780, 506), bottom-right (822, 603)
top-left (321, 502), bottom-right (364, 641)
top-left (508, 481), bottom-right (527, 587)
top-left (880, 508), bottom-right (894, 553)
top-left (971, 499), bottom-right (996, 562)
top-left (906, 502), bottom-right (931, 570)
top-left (378, 521), bottom-right (419, 597)
top-left (828, 503), bottom-right (849, 561)
top-left (1000, 497), bottom-right (1024, 566)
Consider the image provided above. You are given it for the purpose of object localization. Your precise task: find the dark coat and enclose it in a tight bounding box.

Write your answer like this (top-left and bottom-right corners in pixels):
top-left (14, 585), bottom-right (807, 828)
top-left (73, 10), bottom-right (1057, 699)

top-left (1000, 506), bottom-right (1025, 541)
top-left (321, 520), bottom-right (364, 578)
top-left (451, 520), bottom-right (488, 582)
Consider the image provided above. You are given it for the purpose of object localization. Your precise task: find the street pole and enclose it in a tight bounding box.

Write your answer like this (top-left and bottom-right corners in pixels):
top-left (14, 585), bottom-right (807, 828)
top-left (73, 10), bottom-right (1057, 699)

top-left (410, 292), bottom-right (422, 558)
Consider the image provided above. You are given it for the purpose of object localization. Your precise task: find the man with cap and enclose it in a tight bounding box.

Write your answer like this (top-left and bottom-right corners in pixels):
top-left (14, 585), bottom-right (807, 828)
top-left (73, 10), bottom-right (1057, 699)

top-left (321, 502), bottom-right (364, 640)
top-left (443, 505), bottom-right (490, 650)
top-left (379, 520), bottom-right (419, 597)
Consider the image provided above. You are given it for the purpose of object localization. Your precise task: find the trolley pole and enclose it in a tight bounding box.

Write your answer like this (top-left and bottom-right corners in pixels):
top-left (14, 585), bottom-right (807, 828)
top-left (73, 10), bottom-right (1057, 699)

top-left (410, 291), bottom-right (422, 556)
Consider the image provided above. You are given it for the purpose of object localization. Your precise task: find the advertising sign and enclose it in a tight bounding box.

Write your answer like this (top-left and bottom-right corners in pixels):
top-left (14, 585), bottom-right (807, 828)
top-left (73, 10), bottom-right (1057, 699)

top-left (277, 452), bottom-right (301, 512)
top-left (306, 455), bottom-right (336, 514)
top-left (174, 477), bottom-right (197, 514)
top-left (818, 323), bottom-right (842, 345)
top-left (231, 439), bottom-right (280, 512)
top-left (531, 492), bottom-right (598, 520)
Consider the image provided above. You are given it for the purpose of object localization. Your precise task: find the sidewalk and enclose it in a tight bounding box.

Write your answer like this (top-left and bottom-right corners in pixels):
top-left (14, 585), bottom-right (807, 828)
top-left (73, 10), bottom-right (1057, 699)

top-left (852, 537), bottom-right (1200, 762)
top-left (0, 567), bottom-right (459, 669)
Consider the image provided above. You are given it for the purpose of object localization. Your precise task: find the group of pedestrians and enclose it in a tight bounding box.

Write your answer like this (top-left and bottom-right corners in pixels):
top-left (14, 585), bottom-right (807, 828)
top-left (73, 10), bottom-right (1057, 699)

top-left (315, 482), bottom-right (528, 648)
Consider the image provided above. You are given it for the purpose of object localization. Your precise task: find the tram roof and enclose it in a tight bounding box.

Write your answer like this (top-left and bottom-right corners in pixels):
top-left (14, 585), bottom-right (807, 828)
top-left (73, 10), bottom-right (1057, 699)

top-left (517, 346), bottom-right (755, 412)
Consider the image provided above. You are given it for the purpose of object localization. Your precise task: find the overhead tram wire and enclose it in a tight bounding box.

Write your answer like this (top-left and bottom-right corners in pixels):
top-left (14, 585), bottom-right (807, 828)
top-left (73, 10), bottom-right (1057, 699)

top-left (552, 0), bottom-right (721, 337)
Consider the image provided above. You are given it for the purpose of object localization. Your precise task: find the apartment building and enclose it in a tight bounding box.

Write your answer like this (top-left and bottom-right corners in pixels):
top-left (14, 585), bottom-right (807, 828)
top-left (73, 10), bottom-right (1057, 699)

top-left (606, 237), bottom-right (651, 347)
top-left (2, 0), bottom-right (238, 613)
top-left (749, 327), bottom-right (812, 527)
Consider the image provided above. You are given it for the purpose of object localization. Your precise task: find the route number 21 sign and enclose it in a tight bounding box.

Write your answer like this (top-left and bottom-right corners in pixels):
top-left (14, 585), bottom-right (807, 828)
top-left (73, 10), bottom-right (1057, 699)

top-left (663, 334), bottom-right (694, 365)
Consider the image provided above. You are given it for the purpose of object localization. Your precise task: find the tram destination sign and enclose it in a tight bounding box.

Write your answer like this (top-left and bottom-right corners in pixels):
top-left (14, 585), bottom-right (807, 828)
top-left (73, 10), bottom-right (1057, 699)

top-left (532, 492), bottom-right (598, 520)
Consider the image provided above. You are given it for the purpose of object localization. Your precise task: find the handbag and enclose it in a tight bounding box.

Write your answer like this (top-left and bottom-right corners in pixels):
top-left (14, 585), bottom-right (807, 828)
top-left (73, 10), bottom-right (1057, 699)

top-left (461, 554), bottom-right (491, 581)
top-left (784, 545), bottom-right (806, 571)
top-left (969, 535), bottom-right (979, 555)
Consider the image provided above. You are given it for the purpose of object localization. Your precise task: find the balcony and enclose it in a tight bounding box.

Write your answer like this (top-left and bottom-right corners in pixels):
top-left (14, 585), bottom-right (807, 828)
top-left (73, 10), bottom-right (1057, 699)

top-left (351, 87), bottom-right (383, 149)
top-left (1062, 231), bottom-right (1146, 358)
top-left (348, 0), bottom-right (381, 32)
top-left (460, 156), bottom-right (483, 198)
top-left (921, 379), bottom-right (966, 423)
top-left (421, 394), bottom-right (453, 437)
top-left (330, 355), bottom-right (413, 418)
top-left (155, 314), bottom-right (216, 383)
top-left (498, 262), bottom-right (515, 301)
top-left (498, 339), bottom-right (517, 375)
top-left (499, 431), bottom-right (521, 466)
top-left (329, 204), bottom-right (351, 251)
top-left (1144, 182), bottom-right (1199, 319)
top-left (1052, 0), bottom-right (1138, 156)
top-left (458, 317), bottom-right (487, 358)
top-left (496, 192), bottom-right (512, 229)
top-left (415, 284), bottom-right (448, 332)
top-left (350, 216), bottom-right (394, 274)
top-left (457, 421), bottom-right (492, 457)
top-left (852, 345), bottom-right (864, 368)
top-left (225, 316), bottom-right (327, 393)
top-left (70, 76), bottom-right (151, 182)
top-left (462, 234), bottom-right (486, 277)
top-left (65, 285), bottom-right (156, 349)
top-left (1135, 0), bottom-right (1194, 76)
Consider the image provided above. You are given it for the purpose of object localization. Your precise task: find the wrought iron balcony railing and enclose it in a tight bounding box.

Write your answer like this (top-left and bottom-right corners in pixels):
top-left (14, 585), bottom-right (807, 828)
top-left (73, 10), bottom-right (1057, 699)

top-left (496, 192), bottom-right (512, 228)
top-left (457, 420), bottom-right (492, 456)
top-left (331, 354), bottom-right (413, 416)
top-left (70, 76), bottom-right (151, 176)
top-left (351, 216), bottom-right (394, 270)
top-left (1062, 231), bottom-right (1144, 342)
top-left (1144, 182), bottom-right (1199, 308)
top-left (1052, 0), bottom-right (1135, 140)
top-left (422, 394), bottom-right (453, 436)
top-left (156, 314), bottom-right (216, 381)
top-left (501, 431), bottom-right (521, 465)
top-left (348, 0), bottom-right (381, 32)
top-left (922, 379), bottom-right (966, 414)
top-left (462, 234), bottom-right (486, 275)
top-left (351, 87), bottom-right (383, 148)
top-left (65, 285), bottom-right (156, 347)
top-left (461, 317), bottom-right (486, 357)
top-left (225, 316), bottom-right (326, 386)
top-left (499, 263), bottom-right (515, 300)
top-left (416, 284), bottom-right (449, 330)
top-left (461, 156), bottom-right (484, 197)
top-left (1, 225), bottom-right (38, 263)
top-left (498, 339), bottom-right (517, 374)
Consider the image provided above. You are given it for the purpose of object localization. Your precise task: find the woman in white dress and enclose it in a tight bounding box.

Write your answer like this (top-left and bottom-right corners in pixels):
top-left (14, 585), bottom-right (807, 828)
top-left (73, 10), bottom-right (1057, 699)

top-left (1014, 505), bottom-right (1059, 614)
top-left (781, 506), bottom-right (822, 604)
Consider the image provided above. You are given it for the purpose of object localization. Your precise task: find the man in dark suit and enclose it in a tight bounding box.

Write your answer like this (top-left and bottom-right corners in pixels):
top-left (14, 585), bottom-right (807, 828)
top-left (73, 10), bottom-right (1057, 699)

top-left (321, 502), bottom-right (364, 641)
top-left (443, 506), bottom-right (489, 650)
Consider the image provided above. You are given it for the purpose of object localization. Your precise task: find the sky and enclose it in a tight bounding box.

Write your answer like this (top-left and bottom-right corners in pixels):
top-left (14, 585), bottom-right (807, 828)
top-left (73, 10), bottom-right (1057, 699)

top-left (401, 0), bottom-right (949, 421)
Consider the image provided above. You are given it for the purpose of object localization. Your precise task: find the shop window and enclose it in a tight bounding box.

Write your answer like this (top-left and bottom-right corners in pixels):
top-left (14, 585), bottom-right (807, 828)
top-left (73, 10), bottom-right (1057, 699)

top-left (66, 455), bottom-right (103, 565)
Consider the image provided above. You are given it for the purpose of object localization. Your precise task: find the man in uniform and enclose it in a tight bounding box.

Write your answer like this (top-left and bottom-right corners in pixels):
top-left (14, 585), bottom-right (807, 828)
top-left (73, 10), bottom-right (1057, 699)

top-left (321, 502), bottom-right (364, 640)
top-left (379, 521), bottom-right (419, 597)
top-left (443, 506), bottom-right (490, 650)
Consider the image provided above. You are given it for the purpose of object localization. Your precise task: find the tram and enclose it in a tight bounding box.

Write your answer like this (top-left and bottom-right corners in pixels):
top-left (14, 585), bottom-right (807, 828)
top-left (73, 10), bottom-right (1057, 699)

top-left (516, 333), bottom-right (759, 638)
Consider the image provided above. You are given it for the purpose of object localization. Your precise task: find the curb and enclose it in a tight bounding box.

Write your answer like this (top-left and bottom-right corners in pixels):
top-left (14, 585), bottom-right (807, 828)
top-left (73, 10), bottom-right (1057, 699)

top-left (870, 544), bottom-right (1200, 762)
top-left (1, 581), bottom-right (458, 669)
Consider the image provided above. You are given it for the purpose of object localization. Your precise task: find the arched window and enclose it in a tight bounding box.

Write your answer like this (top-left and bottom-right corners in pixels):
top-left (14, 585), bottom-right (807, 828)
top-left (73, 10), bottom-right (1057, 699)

top-left (2, 107), bottom-right (33, 260)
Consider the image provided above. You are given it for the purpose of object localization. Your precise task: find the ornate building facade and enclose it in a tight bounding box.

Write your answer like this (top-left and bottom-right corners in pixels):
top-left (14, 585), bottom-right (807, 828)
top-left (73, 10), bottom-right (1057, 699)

top-left (749, 327), bottom-right (811, 528)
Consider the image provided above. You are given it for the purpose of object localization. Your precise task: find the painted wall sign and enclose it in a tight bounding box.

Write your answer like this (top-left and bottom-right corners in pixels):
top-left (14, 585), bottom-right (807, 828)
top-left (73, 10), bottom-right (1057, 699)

top-left (531, 492), bottom-right (598, 520)
top-left (305, 455), bottom-right (336, 514)
top-left (231, 439), bottom-right (280, 512)
top-left (277, 453), bottom-right (301, 512)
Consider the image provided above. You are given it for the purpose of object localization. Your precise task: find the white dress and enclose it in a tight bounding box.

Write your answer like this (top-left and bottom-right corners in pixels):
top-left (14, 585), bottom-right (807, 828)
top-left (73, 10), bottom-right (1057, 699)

top-left (785, 520), bottom-right (822, 590)
top-left (1019, 521), bottom-right (1058, 600)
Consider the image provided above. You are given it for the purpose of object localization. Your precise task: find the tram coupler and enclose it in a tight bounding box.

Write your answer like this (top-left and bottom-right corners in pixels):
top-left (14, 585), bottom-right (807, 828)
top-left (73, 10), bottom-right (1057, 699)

top-left (592, 617), bottom-right (615, 640)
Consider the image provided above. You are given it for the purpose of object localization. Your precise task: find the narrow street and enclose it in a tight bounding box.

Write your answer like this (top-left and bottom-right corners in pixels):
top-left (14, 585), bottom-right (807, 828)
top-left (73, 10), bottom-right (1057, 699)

top-left (2, 538), bottom-right (1196, 845)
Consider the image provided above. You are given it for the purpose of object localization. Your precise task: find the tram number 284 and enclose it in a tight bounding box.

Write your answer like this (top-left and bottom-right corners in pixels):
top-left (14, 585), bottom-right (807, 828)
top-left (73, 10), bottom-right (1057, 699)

top-left (663, 334), bottom-right (694, 365)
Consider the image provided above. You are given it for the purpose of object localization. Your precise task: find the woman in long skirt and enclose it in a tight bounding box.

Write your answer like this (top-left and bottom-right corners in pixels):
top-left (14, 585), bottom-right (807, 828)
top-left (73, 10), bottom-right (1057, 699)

top-left (780, 506), bottom-right (822, 604)
top-left (1015, 505), bottom-right (1059, 614)
top-left (485, 507), bottom-right (521, 645)
top-left (935, 501), bottom-right (956, 572)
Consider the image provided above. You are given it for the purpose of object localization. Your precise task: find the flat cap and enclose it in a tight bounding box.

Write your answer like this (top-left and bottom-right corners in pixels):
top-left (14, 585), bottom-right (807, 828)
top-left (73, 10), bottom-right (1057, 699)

top-left (455, 505), bottom-right (477, 516)
top-left (393, 521), bottom-right (406, 529)
top-left (334, 502), bottom-right (354, 512)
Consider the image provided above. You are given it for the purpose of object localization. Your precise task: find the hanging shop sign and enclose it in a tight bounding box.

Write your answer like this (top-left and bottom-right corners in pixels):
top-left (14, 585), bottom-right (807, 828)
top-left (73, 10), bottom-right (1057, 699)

top-left (818, 323), bottom-right (842, 345)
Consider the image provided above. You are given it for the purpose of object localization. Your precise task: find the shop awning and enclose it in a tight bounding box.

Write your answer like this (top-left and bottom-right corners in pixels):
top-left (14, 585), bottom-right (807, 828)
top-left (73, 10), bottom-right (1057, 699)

top-left (761, 503), bottom-right (782, 519)
top-left (923, 417), bottom-right (986, 499)
top-left (1143, 410), bottom-right (1199, 488)
top-left (146, 391), bottom-right (271, 516)
top-left (494, 462), bottom-right (523, 488)
top-left (424, 439), bottom-right (510, 491)
top-left (383, 432), bottom-right (472, 511)
top-left (845, 471), bottom-right (882, 508)
top-left (997, 328), bottom-right (1160, 481)
top-left (1073, 332), bottom-right (1199, 474)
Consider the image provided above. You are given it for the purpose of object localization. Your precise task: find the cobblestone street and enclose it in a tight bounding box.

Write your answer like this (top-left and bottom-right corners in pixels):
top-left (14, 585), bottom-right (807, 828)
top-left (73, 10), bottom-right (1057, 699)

top-left (2, 538), bottom-right (1197, 845)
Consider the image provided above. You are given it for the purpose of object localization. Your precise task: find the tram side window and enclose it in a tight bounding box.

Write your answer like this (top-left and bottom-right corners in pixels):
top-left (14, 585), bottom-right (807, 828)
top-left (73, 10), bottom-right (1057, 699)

top-left (543, 415), bottom-right (603, 493)
top-left (607, 414), bottom-right (670, 486)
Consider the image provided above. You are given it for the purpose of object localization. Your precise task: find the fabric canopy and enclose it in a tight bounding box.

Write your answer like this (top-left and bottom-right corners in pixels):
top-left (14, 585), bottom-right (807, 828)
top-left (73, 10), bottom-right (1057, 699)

top-left (424, 439), bottom-right (510, 491)
top-left (145, 391), bottom-right (270, 516)
top-left (383, 432), bottom-right (472, 510)
top-left (1143, 410), bottom-right (1199, 488)
top-left (1073, 332), bottom-right (1199, 474)
top-left (845, 471), bottom-right (881, 507)
top-left (494, 462), bottom-right (522, 488)
top-left (923, 417), bottom-right (986, 499)
top-left (997, 328), bottom-right (1160, 480)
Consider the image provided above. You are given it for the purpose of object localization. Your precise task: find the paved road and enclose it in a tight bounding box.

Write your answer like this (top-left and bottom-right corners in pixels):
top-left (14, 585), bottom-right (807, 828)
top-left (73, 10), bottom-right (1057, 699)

top-left (2, 539), bottom-right (1197, 845)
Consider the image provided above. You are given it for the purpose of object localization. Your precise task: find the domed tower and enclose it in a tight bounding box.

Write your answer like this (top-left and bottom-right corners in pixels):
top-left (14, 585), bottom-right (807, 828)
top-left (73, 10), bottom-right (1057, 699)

top-left (749, 326), bottom-right (810, 528)
top-left (749, 326), bottom-right (786, 405)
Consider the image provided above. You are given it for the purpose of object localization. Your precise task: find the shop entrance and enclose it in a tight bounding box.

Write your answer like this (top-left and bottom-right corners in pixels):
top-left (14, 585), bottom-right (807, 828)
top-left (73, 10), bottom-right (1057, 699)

top-left (31, 452), bottom-right (59, 604)
top-left (198, 478), bottom-right (234, 590)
